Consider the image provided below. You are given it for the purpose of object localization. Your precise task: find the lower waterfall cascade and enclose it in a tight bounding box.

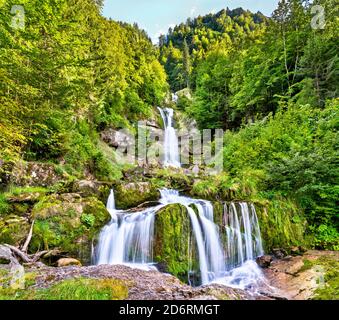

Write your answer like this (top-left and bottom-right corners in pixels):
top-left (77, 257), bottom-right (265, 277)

top-left (94, 188), bottom-right (267, 289)
top-left (94, 107), bottom-right (267, 290)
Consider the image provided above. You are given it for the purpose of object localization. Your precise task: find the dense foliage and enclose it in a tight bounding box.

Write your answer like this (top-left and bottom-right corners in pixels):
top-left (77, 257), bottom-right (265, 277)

top-left (0, 0), bottom-right (338, 250)
top-left (160, 7), bottom-right (267, 92)
top-left (0, 0), bottom-right (168, 178)
top-left (160, 0), bottom-right (338, 249)
top-left (161, 1), bottom-right (337, 131)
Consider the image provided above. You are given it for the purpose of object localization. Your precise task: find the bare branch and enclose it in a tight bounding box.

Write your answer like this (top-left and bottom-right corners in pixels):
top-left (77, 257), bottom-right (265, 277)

top-left (21, 219), bottom-right (35, 253)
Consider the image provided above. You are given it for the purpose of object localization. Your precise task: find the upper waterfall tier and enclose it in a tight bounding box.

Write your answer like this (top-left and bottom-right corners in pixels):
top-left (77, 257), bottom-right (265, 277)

top-left (158, 107), bottom-right (181, 168)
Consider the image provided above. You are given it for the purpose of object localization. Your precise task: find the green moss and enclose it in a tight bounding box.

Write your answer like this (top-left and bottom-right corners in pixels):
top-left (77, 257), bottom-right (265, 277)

top-left (32, 195), bottom-right (62, 218)
top-left (0, 268), bottom-right (10, 283)
top-left (299, 259), bottom-right (314, 273)
top-left (190, 172), bottom-right (262, 202)
top-left (0, 193), bottom-right (9, 215)
top-left (24, 272), bottom-right (37, 287)
top-left (154, 204), bottom-right (196, 281)
top-left (0, 214), bottom-right (30, 245)
top-left (0, 278), bottom-right (129, 300)
top-left (81, 214), bottom-right (96, 228)
top-left (115, 182), bottom-right (160, 210)
top-left (30, 195), bottom-right (110, 263)
top-left (151, 168), bottom-right (193, 191)
top-left (6, 186), bottom-right (48, 197)
top-left (255, 197), bottom-right (307, 251)
top-left (0, 269), bottom-right (36, 293)
top-left (313, 256), bottom-right (339, 300)
top-left (97, 184), bottom-right (112, 203)
top-left (11, 203), bottom-right (30, 216)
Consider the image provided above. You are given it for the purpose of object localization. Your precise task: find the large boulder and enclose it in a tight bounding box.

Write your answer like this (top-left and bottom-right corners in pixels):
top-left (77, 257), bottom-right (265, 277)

top-left (9, 161), bottom-right (68, 187)
top-left (0, 245), bottom-right (18, 264)
top-left (6, 192), bottom-right (45, 204)
top-left (100, 128), bottom-right (134, 150)
top-left (30, 193), bottom-right (110, 264)
top-left (115, 182), bottom-right (160, 210)
top-left (153, 204), bottom-right (196, 282)
top-left (57, 258), bottom-right (82, 267)
top-left (72, 180), bottom-right (112, 202)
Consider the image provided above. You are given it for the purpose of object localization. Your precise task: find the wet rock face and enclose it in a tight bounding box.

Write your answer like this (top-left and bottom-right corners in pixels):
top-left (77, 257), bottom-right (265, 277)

top-left (256, 255), bottom-right (273, 268)
top-left (30, 193), bottom-right (110, 264)
top-left (9, 161), bottom-right (67, 187)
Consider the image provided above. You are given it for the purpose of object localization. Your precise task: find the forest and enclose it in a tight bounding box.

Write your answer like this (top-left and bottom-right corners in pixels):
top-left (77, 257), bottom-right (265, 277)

top-left (160, 0), bottom-right (338, 250)
top-left (0, 0), bottom-right (338, 301)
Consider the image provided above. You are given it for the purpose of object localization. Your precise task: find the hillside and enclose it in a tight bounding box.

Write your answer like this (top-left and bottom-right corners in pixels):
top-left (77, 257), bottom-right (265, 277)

top-left (0, 0), bottom-right (338, 302)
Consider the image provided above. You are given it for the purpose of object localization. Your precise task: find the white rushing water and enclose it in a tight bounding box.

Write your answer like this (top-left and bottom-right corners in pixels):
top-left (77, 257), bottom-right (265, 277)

top-left (95, 188), bottom-right (265, 288)
top-left (224, 202), bottom-right (264, 270)
top-left (95, 107), bottom-right (266, 289)
top-left (158, 107), bottom-right (181, 168)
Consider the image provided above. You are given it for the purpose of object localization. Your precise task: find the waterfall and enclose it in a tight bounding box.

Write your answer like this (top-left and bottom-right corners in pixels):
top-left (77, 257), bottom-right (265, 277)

top-left (106, 189), bottom-right (117, 220)
top-left (96, 189), bottom-right (225, 284)
top-left (224, 202), bottom-right (264, 270)
top-left (96, 189), bottom-right (265, 287)
top-left (158, 107), bottom-right (181, 168)
top-left (95, 107), bottom-right (266, 289)
top-left (96, 190), bottom-right (162, 267)
top-left (159, 190), bottom-right (224, 284)
top-left (216, 202), bottom-right (265, 290)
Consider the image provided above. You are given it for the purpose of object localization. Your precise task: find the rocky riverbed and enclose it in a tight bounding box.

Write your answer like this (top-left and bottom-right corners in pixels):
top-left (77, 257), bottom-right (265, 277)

top-left (1, 250), bottom-right (337, 300)
top-left (0, 263), bottom-right (277, 300)
top-left (263, 250), bottom-right (339, 300)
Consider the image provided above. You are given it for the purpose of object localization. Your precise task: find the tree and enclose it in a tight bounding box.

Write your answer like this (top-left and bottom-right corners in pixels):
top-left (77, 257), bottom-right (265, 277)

top-left (182, 39), bottom-right (192, 89)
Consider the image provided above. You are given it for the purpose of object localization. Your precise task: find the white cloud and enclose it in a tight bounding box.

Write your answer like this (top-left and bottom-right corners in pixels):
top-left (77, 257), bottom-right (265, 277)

top-left (152, 29), bottom-right (166, 44)
top-left (153, 22), bottom-right (177, 43)
top-left (190, 6), bottom-right (197, 17)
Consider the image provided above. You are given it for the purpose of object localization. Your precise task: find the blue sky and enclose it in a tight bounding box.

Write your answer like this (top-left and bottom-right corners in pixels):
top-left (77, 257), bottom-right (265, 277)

top-left (103, 0), bottom-right (280, 43)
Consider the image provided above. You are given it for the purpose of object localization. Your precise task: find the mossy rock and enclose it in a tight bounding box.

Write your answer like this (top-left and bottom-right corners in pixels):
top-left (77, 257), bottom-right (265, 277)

top-left (0, 215), bottom-right (30, 246)
top-left (10, 161), bottom-right (69, 188)
top-left (154, 204), bottom-right (198, 282)
top-left (213, 202), bottom-right (224, 226)
top-left (151, 169), bottom-right (193, 191)
top-left (30, 194), bottom-right (110, 264)
top-left (115, 182), bottom-right (160, 210)
top-left (313, 255), bottom-right (339, 300)
top-left (72, 180), bottom-right (113, 202)
top-left (254, 199), bottom-right (307, 252)
top-left (8, 203), bottom-right (30, 217)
